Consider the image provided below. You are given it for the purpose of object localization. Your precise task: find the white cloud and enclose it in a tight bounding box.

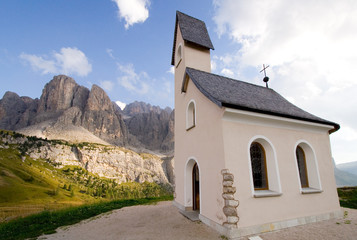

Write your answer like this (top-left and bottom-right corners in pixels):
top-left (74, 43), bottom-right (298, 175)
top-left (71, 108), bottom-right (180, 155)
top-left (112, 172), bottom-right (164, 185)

top-left (117, 63), bottom-right (150, 94)
top-left (20, 47), bottom-right (92, 76)
top-left (115, 62), bottom-right (173, 107)
top-left (54, 48), bottom-right (92, 76)
top-left (106, 48), bottom-right (115, 59)
top-left (112, 0), bottom-right (150, 29)
top-left (115, 100), bottom-right (126, 110)
top-left (19, 53), bottom-right (56, 74)
top-left (100, 80), bottom-right (114, 92)
top-left (211, 60), bottom-right (217, 71)
top-left (221, 68), bottom-right (234, 78)
top-left (167, 66), bottom-right (175, 75)
top-left (213, 0), bottom-right (357, 164)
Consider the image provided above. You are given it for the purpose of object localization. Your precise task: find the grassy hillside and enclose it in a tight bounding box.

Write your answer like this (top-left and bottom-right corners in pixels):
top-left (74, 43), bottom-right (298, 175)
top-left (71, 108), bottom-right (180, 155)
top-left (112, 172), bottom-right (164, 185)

top-left (338, 187), bottom-right (357, 209)
top-left (0, 130), bottom-right (171, 222)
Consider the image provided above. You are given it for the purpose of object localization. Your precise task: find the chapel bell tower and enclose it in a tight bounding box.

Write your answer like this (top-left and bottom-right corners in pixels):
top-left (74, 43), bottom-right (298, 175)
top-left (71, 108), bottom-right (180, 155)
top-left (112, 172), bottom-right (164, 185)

top-left (171, 11), bottom-right (214, 96)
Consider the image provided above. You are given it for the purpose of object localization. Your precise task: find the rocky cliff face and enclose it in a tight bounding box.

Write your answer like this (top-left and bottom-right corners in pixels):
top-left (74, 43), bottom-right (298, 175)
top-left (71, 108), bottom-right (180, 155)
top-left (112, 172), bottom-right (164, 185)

top-left (123, 101), bottom-right (164, 117)
top-left (0, 75), bottom-right (128, 146)
top-left (29, 144), bottom-right (171, 184)
top-left (81, 85), bottom-right (127, 145)
top-left (0, 75), bottom-right (173, 153)
top-left (124, 102), bottom-right (174, 153)
top-left (0, 92), bottom-right (39, 130)
top-left (1, 133), bottom-right (173, 185)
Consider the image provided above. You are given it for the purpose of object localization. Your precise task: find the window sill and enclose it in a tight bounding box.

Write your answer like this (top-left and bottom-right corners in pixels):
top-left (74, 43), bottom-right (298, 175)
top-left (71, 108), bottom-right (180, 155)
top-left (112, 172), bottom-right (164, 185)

top-left (186, 125), bottom-right (195, 131)
top-left (254, 190), bottom-right (282, 198)
top-left (301, 188), bottom-right (323, 194)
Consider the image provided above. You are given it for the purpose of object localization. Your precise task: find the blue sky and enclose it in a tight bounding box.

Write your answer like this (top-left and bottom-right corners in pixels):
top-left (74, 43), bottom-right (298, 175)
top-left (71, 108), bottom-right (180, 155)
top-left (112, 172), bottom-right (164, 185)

top-left (1, 0), bottom-right (357, 165)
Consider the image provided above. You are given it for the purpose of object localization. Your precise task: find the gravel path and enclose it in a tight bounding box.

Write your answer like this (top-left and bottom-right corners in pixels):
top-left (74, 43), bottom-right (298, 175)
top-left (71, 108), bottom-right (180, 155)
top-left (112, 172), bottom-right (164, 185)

top-left (39, 201), bottom-right (357, 240)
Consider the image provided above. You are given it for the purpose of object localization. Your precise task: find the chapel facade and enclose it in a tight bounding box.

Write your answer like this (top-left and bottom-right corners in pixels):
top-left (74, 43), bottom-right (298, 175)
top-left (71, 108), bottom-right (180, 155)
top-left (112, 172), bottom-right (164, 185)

top-left (171, 11), bottom-right (341, 238)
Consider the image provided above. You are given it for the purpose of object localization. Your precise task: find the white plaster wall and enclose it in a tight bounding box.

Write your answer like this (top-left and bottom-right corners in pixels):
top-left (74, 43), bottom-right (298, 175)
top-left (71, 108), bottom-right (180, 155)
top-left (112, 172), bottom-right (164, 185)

top-left (174, 26), bottom-right (226, 225)
top-left (222, 112), bottom-right (340, 228)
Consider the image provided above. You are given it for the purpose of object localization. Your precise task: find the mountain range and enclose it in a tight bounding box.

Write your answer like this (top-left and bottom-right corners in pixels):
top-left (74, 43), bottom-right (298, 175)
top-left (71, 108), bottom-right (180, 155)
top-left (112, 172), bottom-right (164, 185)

top-left (336, 161), bottom-right (357, 176)
top-left (0, 75), bottom-right (174, 154)
top-left (335, 161), bottom-right (357, 187)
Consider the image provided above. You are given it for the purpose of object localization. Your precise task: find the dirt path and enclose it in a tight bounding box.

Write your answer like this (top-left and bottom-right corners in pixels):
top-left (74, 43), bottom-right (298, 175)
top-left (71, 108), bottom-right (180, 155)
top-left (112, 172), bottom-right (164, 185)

top-left (39, 201), bottom-right (357, 240)
top-left (39, 201), bottom-right (221, 240)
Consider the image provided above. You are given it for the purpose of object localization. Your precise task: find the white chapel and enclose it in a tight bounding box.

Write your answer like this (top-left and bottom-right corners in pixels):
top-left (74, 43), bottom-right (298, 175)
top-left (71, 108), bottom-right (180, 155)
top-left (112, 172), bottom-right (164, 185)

top-left (171, 11), bottom-right (341, 238)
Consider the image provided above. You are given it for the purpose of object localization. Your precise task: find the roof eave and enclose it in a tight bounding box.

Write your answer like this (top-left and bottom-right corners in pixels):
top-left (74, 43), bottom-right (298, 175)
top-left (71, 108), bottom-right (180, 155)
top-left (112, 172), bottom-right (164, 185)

top-left (171, 13), bottom-right (179, 66)
top-left (184, 68), bottom-right (222, 108)
top-left (222, 102), bottom-right (340, 134)
top-left (184, 40), bottom-right (215, 50)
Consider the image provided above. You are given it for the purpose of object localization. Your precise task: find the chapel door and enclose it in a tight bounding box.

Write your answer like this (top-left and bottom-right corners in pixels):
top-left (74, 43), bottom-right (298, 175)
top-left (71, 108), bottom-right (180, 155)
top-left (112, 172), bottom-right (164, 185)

top-left (192, 163), bottom-right (200, 210)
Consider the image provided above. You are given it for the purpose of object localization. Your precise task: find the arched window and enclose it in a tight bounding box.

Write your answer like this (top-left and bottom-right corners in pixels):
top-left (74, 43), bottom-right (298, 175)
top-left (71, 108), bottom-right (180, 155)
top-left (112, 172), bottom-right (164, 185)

top-left (248, 137), bottom-right (281, 197)
top-left (296, 146), bottom-right (309, 188)
top-left (295, 141), bottom-right (322, 193)
top-left (186, 100), bottom-right (196, 130)
top-left (176, 44), bottom-right (182, 67)
top-left (250, 142), bottom-right (268, 190)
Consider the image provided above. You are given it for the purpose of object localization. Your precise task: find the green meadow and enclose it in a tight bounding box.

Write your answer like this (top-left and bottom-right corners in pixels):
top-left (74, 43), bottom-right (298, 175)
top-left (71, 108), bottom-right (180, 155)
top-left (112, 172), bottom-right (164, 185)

top-left (0, 130), bottom-right (172, 223)
top-left (338, 186), bottom-right (357, 209)
top-left (0, 196), bottom-right (173, 240)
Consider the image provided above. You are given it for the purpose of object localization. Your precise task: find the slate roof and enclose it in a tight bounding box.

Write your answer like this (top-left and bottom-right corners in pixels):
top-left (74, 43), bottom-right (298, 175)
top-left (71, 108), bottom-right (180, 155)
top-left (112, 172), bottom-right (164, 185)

top-left (171, 11), bottom-right (214, 66)
top-left (183, 67), bottom-right (340, 132)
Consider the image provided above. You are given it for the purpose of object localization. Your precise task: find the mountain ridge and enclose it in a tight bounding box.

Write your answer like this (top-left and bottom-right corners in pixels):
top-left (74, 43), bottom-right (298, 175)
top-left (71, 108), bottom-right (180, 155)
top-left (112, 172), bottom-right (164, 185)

top-left (336, 161), bottom-right (357, 176)
top-left (0, 75), bottom-right (173, 154)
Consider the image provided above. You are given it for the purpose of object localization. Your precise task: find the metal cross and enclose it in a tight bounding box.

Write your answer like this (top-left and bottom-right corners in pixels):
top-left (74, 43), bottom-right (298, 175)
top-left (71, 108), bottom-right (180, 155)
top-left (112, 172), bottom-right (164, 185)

top-left (260, 64), bottom-right (270, 88)
top-left (260, 64), bottom-right (269, 77)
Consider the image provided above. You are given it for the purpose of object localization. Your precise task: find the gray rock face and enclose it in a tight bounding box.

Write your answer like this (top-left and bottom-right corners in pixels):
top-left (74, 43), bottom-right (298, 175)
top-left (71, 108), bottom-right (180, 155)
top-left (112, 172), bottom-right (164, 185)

top-left (81, 85), bottom-right (128, 145)
top-left (125, 107), bottom-right (174, 153)
top-left (32, 144), bottom-right (170, 184)
top-left (161, 110), bottom-right (174, 152)
top-left (123, 101), bottom-right (163, 117)
top-left (37, 75), bottom-right (80, 113)
top-left (0, 92), bottom-right (38, 130)
top-left (34, 75), bottom-right (85, 123)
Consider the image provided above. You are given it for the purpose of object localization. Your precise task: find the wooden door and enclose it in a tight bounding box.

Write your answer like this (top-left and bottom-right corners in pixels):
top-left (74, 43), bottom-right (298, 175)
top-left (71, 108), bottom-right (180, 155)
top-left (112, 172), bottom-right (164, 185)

top-left (192, 163), bottom-right (200, 210)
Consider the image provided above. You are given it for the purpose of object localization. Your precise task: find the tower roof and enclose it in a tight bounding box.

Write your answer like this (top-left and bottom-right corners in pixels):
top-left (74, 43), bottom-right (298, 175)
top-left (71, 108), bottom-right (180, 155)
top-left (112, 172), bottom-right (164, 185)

top-left (171, 11), bottom-right (214, 65)
top-left (183, 67), bottom-right (340, 133)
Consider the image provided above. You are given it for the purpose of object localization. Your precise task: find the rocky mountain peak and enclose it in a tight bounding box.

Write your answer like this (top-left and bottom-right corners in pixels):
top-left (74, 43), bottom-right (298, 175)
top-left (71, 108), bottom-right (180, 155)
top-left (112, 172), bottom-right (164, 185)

top-left (38, 75), bottom-right (79, 113)
top-left (123, 101), bottom-right (170, 117)
top-left (0, 75), bottom-right (174, 154)
top-left (86, 84), bottom-right (113, 112)
top-left (0, 91), bottom-right (37, 130)
top-left (2, 91), bottom-right (20, 100)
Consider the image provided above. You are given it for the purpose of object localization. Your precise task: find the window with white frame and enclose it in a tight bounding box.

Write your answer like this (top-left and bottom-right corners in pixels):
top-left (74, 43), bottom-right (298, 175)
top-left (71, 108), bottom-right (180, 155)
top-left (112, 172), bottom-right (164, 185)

top-left (296, 146), bottom-right (309, 188)
top-left (249, 137), bottom-right (282, 197)
top-left (250, 142), bottom-right (268, 190)
top-left (295, 141), bottom-right (322, 193)
top-left (186, 100), bottom-right (196, 130)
